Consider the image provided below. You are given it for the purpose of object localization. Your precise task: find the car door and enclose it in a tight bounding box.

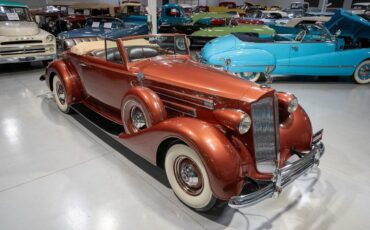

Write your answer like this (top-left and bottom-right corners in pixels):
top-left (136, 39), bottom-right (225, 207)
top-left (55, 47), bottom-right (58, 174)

top-left (78, 39), bottom-right (133, 112)
top-left (287, 26), bottom-right (344, 75)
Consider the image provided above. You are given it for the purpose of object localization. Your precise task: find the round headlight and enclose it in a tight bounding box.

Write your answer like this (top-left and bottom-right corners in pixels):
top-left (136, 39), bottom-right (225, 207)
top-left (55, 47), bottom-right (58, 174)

top-left (238, 114), bottom-right (251, 134)
top-left (66, 21), bottom-right (72, 29)
top-left (48, 21), bottom-right (55, 27)
top-left (288, 96), bottom-right (298, 113)
top-left (46, 35), bottom-right (54, 42)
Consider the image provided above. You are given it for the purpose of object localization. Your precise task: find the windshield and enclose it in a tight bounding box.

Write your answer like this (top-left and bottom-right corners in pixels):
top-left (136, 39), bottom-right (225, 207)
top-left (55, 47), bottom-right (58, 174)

top-left (86, 18), bottom-right (123, 29)
top-left (0, 6), bottom-right (32, 21)
top-left (299, 24), bottom-right (333, 42)
top-left (121, 35), bottom-right (189, 62)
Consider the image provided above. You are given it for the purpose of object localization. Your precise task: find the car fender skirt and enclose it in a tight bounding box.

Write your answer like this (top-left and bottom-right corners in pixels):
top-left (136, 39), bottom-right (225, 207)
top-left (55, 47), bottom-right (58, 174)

top-left (118, 117), bottom-right (244, 200)
top-left (46, 60), bottom-right (85, 105)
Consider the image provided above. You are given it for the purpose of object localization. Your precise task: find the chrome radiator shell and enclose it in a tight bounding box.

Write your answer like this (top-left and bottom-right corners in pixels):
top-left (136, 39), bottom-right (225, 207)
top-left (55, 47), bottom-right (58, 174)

top-left (251, 97), bottom-right (279, 173)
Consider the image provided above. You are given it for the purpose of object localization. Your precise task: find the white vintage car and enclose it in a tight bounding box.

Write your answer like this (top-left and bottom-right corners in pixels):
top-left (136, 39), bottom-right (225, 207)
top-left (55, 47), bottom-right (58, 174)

top-left (0, 1), bottom-right (56, 65)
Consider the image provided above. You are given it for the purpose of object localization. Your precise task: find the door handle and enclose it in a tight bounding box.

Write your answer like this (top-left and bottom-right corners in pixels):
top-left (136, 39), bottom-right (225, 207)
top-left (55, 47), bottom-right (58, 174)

top-left (291, 46), bottom-right (299, 50)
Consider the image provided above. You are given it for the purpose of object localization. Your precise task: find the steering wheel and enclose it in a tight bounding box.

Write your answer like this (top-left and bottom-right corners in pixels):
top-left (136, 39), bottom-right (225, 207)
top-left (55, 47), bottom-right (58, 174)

top-left (295, 30), bottom-right (307, 42)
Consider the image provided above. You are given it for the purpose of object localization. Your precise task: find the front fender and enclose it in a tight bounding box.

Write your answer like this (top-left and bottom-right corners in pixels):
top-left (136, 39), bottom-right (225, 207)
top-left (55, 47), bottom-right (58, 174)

top-left (45, 59), bottom-right (85, 104)
top-left (118, 117), bottom-right (244, 200)
top-left (209, 49), bottom-right (276, 73)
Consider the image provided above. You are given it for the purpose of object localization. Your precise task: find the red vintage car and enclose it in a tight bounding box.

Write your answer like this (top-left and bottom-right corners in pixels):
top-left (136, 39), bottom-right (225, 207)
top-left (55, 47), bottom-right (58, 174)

top-left (41, 34), bottom-right (325, 211)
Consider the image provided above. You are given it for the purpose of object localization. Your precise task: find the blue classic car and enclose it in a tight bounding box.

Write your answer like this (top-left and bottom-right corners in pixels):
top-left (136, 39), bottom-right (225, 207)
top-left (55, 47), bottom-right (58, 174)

top-left (201, 16), bottom-right (370, 84)
top-left (57, 16), bottom-right (148, 42)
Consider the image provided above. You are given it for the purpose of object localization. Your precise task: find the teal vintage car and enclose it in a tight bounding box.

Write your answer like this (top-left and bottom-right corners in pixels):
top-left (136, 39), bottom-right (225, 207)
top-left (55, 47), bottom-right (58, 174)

top-left (201, 16), bottom-right (370, 84)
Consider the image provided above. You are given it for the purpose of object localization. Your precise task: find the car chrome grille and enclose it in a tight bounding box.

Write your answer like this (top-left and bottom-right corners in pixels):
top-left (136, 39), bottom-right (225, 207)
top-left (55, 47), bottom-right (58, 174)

top-left (1, 40), bottom-right (43, 45)
top-left (251, 97), bottom-right (279, 173)
top-left (0, 45), bottom-right (46, 56)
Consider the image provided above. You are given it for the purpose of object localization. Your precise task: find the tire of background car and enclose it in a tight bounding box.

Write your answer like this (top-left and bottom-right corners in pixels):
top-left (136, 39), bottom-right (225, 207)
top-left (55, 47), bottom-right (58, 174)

top-left (121, 88), bottom-right (167, 134)
top-left (165, 144), bottom-right (216, 211)
top-left (353, 60), bottom-right (370, 84)
top-left (236, 72), bottom-right (263, 82)
top-left (52, 74), bottom-right (71, 113)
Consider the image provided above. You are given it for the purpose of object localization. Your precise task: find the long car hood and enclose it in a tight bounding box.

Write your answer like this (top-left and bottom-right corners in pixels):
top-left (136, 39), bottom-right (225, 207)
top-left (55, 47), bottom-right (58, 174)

top-left (0, 21), bottom-right (40, 36)
top-left (325, 9), bottom-right (370, 37)
top-left (133, 57), bottom-right (272, 102)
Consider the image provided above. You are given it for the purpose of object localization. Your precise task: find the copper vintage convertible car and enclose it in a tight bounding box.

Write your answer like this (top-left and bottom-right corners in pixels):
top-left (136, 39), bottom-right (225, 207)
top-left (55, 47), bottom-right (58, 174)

top-left (41, 34), bottom-right (325, 211)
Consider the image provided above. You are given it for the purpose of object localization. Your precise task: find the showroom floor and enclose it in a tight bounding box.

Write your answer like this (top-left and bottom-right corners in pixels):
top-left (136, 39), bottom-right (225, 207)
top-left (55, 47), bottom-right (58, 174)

top-left (0, 63), bottom-right (369, 230)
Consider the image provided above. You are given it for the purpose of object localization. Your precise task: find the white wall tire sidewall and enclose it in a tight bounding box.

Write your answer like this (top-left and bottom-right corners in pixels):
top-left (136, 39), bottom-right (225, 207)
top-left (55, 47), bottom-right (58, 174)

top-left (165, 144), bottom-right (214, 210)
top-left (354, 60), bottom-right (370, 84)
top-left (52, 75), bottom-right (69, 113)
top-left (237, 72), bottom-right (261, 82)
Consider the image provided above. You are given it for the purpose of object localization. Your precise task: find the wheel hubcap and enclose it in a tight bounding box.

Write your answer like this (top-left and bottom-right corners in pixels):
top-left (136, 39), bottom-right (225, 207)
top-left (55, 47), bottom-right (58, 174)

top-left (130, 106), bottom-right (147, 130)
top-left (56, 81), bottom-right (66, 105)
top-left (359, 64), bottom-right (370, 80)
top-left (174, 157), bottom-right (203, 196)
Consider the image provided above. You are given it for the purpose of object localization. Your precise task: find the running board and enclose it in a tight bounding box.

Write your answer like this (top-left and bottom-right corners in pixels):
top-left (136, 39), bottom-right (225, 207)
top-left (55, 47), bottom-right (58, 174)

top-left (71, 104), bottom-right (124, 136)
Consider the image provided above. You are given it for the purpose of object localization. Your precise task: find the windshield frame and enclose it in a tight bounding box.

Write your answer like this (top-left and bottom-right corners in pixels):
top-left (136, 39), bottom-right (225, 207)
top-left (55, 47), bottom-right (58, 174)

top-left (0, 6), bottom-right (32, 22)
top-left (119, 34), bottom-right (190, 64)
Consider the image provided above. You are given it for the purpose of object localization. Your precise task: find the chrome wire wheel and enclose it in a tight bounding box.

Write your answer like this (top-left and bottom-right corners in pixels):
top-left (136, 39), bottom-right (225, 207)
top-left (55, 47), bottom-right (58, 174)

top-left (174, 156), bottom-right (204, 196)
top-left (52, 75), bottom-right (70, 113)
top-left (354, 60), bottom-right (370, 84)
top-left (130, 105), bottom-right (148, 131)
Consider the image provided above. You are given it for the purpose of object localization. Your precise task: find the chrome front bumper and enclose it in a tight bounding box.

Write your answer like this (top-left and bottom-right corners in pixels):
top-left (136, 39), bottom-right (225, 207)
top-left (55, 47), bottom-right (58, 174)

top-left (0, 54), bottom-right (56, 64)
top-left (229, 139), bottom-right (325, 208)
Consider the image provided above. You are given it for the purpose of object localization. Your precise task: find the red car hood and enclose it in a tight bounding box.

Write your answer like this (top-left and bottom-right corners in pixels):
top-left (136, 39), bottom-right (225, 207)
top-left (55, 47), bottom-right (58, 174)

top-left (131, 57), bottom-right (272, 102)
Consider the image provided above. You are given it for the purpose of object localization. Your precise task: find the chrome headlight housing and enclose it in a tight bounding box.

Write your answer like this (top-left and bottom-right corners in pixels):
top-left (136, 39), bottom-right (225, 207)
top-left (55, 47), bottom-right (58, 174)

top-left (46, 35), bottom-right (54, 42)
top-left (238, 114), bottom-right (251, 134)
top-left (66, 21), bottom-right (73, 29)
top-left (48, 21), bottom-right (55, 28)
top-left (288, 96), bottom-right (298, 113)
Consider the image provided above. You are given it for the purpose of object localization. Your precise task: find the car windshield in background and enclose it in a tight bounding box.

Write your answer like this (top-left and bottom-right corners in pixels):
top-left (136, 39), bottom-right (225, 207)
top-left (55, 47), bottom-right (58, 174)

top-left (122, 35), bottom-right (188, 62)
top-left (86, 18), bottom-right (123, 29)
top-left (0, 6), bottom-right (32, 21)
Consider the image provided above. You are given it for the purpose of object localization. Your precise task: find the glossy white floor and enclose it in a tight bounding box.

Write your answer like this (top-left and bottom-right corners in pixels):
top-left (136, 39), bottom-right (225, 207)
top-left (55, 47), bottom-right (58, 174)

top-left (0, 63), bottom-right (369, 230)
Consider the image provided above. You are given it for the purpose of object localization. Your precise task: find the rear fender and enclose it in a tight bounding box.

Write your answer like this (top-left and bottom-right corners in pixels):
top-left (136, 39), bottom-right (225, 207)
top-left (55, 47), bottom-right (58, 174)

top-left (209, 49), bottom-right (276, 73)
top-left (118, 117), bottom-right (244, 200)
top-left (45, 59), bottom-right (85, 105)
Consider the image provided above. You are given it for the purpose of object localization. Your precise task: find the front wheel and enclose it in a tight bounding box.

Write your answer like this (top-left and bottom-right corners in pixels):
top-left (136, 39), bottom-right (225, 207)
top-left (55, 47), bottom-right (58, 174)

top-left (236, 72), bottom-right (263, 82)
top-left (165, 144), bottom-right (216, 211)
top-left (52, 75), bottom-right (71, 114)
top-left (353, 60), bottom-right (370, 84)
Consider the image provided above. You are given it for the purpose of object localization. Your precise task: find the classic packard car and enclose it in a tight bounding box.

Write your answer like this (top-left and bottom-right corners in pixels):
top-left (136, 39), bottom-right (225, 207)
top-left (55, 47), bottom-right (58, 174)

top-left (57, 16), bottom-right (148, 50)
top-left (0, 1), bottom-right (56, 65)
top-left (40, 34), bottom-right (325, 211)
top-left (201, 22), bottom-right (370, 84)
top-left (47, 3), bottom-right (114, 36)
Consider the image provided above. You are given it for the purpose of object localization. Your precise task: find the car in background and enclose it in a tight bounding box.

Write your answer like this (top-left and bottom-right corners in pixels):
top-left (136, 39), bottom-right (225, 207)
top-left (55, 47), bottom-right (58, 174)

top-left (41, 34), bottom-right (325, 211)
top-left (47, 3), bottom-right (114, 36)
top-left (201, 21), bottom-right (370, 84)
top-left (189, 22), bottom-right (275, 47)
top-left (351, 2), bottom-right (370, 14)
top-left (284, 2), bottom-right (309, 18)
top-left (57, 16), bottom-right (148, 50)
top-left (0, 1), bottom-right (56, 65)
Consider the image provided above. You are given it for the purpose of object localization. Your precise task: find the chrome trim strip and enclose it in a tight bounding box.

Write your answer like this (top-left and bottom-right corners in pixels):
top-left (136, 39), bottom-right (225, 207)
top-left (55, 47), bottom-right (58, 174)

top-left (0, 54), bottom-right (57, 64)
top-left (280, 64), bottom-right (355, 68)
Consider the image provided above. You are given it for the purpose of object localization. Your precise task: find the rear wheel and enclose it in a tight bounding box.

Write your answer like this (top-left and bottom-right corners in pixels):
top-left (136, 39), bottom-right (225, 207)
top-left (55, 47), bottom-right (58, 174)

top-left (353, 60), bottom-right (370, 84)
top-left (52, 75), bottom-right (71, 113)
top-left (236, 72), bottom-right (262, 82)
top-left (165, 144), bottom-right (216, 211)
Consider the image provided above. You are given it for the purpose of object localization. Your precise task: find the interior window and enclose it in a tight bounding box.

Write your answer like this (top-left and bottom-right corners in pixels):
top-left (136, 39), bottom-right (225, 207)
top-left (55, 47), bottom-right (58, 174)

top-left (105, 40), bottom-right (124, 64)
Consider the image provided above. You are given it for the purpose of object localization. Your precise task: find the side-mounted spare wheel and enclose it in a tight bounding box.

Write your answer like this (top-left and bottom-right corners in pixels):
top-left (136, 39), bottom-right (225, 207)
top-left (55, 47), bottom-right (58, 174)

top-left (353, 60), bottom-right (370, 84)
top-left (165, 144), bottom-right (216, 211)
top-left (52, 74), bottom-right (71, 114)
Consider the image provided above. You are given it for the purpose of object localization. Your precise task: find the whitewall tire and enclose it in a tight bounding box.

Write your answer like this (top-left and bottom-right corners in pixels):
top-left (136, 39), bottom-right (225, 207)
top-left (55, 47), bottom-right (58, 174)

top-left (52, 75), bottom-right (71, 113)
top-left (165, 144), bottom-right (216, 211)
top-left (236, 72), bottom-right (262, 82)
top-left (353, 60), bottom-right (370, 84)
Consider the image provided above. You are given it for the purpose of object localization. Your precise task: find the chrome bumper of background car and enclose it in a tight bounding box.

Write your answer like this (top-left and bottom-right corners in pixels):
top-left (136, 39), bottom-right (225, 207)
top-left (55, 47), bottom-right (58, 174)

top-left (228, 135), bottom-right (325, 208)
top-left (0, 54), bottom-right (56, 64)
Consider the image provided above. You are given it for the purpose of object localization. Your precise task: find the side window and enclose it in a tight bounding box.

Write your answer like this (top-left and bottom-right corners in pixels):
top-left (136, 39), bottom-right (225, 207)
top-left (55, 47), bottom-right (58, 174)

top-left (105, 40), bottom-right (124, 64)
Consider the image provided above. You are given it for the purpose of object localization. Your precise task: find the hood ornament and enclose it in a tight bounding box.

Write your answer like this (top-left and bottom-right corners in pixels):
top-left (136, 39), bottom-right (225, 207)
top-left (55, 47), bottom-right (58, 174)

top-left (261, 65), bottom-right (275, 88)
